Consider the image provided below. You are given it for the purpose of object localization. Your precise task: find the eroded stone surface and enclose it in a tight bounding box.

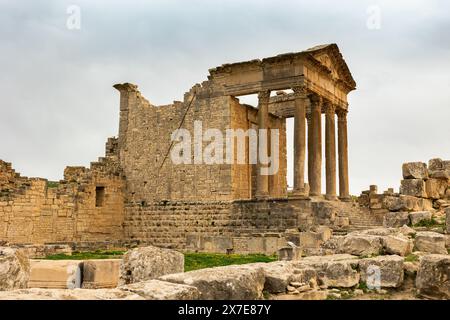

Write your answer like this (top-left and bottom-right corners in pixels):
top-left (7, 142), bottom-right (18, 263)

top-left (0, 247), bottom-right (30, 291)
top-left (359, 255), bottom-right (404, 288)
top-left (414, 232), bottom-right (447, 254)
top-left (160, 264), bottom-right (265, 300)
top-left (416, 254), bottom-right (450, 299)
top-left (119, 246), bottom-right (184, 285)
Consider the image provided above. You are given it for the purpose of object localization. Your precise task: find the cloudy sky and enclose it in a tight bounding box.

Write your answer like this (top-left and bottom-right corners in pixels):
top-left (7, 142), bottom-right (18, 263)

top-left (1, 0), bottom-right (449, 195)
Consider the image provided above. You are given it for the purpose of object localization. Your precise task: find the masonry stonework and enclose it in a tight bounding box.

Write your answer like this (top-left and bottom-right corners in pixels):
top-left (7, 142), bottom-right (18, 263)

top-left (0, 44), bottom-right (373, 251)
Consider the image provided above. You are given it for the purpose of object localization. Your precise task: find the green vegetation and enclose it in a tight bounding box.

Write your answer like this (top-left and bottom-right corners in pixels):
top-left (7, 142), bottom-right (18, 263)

top-left (44, 251), bottom-right (277, 271)
top-left (357, 282), bottom-right (369, 293)
top-left (184, 253), bottom-right (277, 272)
top-left (46, 181), bottom-right (60, 188)
top-left (45, 250), bottom-right (125, 260)
top-left (413, 218), bottom-right (445, 229)
top-left (404, 254), bottom-right (419, 263)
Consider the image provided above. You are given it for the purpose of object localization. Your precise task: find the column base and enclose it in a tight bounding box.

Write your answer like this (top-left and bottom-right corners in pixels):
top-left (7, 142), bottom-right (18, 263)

top-left (325, 194), bottom-right (338, 201)
top-left (290, 190), bottom-right (310, 200)
top-left (255, 192), bottom-right (270, 200)
top-left (309, 192), bottom-right (322, 197)
top-left (339, 196), bottom-right (352, 202)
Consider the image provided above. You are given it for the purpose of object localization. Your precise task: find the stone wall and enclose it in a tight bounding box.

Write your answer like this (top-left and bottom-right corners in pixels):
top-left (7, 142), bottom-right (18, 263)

top-left (115, 83), bottom-right (287, 204)
top-left (0, 141), bottom-right (125, 245)
top-left (358, 158), bottom-right (450, 225)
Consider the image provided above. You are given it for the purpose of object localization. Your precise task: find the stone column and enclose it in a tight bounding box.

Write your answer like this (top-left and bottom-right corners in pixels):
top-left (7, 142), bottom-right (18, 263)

top-left (337, 108), bottom-right (350, 200)
top-left (255, 90), bottom-right (270, 199)
top-left (309, 95), bottom-right (322, 196)
top-left (292, 85), bottom-right (308, 196)
top-left (325, 103), bottom-right (337, 200)
top-left (307, 112), bottom-right (312, 192)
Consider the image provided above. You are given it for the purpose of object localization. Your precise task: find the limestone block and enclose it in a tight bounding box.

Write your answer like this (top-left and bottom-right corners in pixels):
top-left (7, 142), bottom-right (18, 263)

top-left (256, 261), bottom-right (295, 293)
top-left (382, 235), bottom-right (413, 256)
top-left (28, 260), bottom-right (82, 289)
top-left (398, 225), bottom-right (416, 237)
top-left (402, 162), bottom-right (428, 179)
top-left (429, 170), bottom-right (450, 180)
top-left (416, 254), bottom-right (450, 299)
top-left (339, 235), bottom-right (383, 256)
top-left (119, 246), bottom-right (184, 285)
top-left (409, 211), bottom-right (432, 226)
top-left (0, 288), bottom-right (143, 300)
top-left (319, 259), bottom-right (360, 288)
top-left (425, 179), bottom-right (447, 199)
top-left (278, 247), bottom-right (302, 261)
top-left (119, 280), bottom-right (200, 300)
top-left (160, 264), bottom-right (265, 300)
top-left (383, 212), bottom-right (410, 228)
top-left (81, 259), bottom-right (120, 289)
top-left (428, 158), bottom-right (443, 171)
top-left (295, 254), bottom-right (360, 288)
top-left (359, 255), bottom-right (404, 288)
top-left (299, 231), bottom-right (323, 249)
top-left (414, 231), bottom-right (447, 254)
top-left (383, 195), bottom-right (421, 212)
top-left (0, 247), bottom-right (30, 291)
top-left (400, 179), bottom-right (427, 198)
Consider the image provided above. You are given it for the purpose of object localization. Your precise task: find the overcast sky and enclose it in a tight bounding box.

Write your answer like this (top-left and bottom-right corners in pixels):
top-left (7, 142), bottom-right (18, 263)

top-left (1, 0), bottom-right (449, 195)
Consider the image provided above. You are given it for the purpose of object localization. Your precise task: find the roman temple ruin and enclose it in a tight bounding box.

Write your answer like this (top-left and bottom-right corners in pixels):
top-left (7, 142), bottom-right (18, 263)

top-left (0, 44), bottom-right (448, 255)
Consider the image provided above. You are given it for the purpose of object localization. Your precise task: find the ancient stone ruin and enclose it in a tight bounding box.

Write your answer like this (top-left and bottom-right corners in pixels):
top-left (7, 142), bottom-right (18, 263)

top-left (0, 44), bottom-right (449, 300)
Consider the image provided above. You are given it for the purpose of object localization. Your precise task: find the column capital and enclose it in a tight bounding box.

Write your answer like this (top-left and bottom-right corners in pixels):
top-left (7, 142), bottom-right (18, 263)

top-left (336, 108), bottom-right (348, 119)
top-left (292, 85), bottom-right (308, 98)
top-left (309, 95), bottom-right (323, 109)
top-left (324, 103), bottom-right (336, 116)
top-left (258, 90), bottom-right (271, 103)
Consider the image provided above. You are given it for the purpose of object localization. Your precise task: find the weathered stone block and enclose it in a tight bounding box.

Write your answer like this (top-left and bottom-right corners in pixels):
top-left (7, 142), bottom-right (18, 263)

top-left (416, 254), bottom-right (450, 299)
top-left (0, 288), bottom-right (144, 300)
top-left (400, 179), bottom-right (427, 198)
top-left (0, 247), bottom-right (30, 291)
top-left (425, 179), bottom-right (447, 199)
top-left (414, 231), bottom-right (447, 254)
top-left (119, 246), bottom-right (184, 285)
top-left (339, 235), bottom-right (383, 256)
top-left (81, 259), bottom-right (120, 289)
top-left (402, 162), bottom-right (428, 179)
top-left (382, 235), bottom-right (413, 256)
top-left (160, 264), bottom-right (265, 300)
top-left (409, 211), bottom-right (432, 226)
top-left (359, 255), bottom-right (404, 288)
top-left (278, 247), bottom-right (302, 261)
top-left (383, 211), bottom-right (410, 228)
top-left (28, 260), bottom-right (82, 289)
top-left (119, 280), bottom-right (200, 300)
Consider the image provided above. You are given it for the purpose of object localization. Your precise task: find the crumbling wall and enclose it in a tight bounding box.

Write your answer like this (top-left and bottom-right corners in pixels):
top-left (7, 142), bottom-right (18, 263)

top-left (358, 158), bottom-right (450, 225)
top-left (0, 140), bottom-right (125, 245)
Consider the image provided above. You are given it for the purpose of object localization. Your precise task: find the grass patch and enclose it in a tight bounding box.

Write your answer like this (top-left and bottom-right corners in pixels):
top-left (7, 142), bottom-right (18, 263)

top-left (357, 282), bottom-right (369, 293)
top-left (45, 250), bottom-right (125, 260)
top-left (46, 181), bottom-right (60, 189)
top-left (413, 218), bottom-right (445, 229)
top-left (404, 254), bottom-right (419, 263)
top-left (184, 253), bottom-right (277, 272)
top-left (44, 251), bottom-right (277, 271)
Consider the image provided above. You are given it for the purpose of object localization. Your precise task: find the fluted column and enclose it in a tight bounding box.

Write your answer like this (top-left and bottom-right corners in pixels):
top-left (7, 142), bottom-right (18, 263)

top-left (337, 108), bottom-right (350, 200)
top-left (255, 90), bottom-right (270, 199)
top-left (292, 85), bottom-right (308, 196)
top-left (309, 95), bottom-right (322, 196)
top-left (325, 103), bottom-right (337, 200)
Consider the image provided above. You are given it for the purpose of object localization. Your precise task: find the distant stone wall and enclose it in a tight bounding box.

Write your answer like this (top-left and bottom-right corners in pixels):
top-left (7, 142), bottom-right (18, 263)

top-left (358, 158), bottom-right (450, 225)
top-left (0, 142), bottom-right (125, 245)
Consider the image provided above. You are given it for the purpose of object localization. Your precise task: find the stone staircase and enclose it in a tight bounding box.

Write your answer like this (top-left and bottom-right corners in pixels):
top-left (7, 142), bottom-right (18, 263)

top-left (346, 207), bottom-right (385, 232)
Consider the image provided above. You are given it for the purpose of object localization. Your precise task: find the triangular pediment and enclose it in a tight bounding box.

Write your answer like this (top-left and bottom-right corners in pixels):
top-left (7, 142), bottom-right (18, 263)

top-left (304, 44), bottom-right (356, 91)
